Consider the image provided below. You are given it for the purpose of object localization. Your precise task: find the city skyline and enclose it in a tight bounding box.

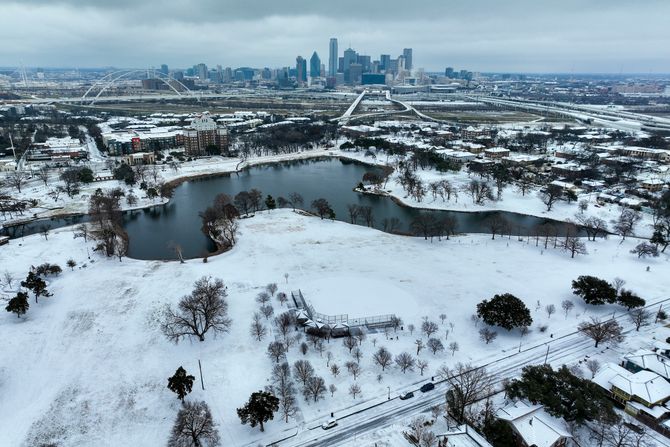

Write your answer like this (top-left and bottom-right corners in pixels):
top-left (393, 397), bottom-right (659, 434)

top-left (1, 0), bottom-right (669, 73)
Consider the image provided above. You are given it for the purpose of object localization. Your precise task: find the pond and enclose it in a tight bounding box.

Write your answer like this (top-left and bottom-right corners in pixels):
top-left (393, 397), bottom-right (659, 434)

top-left (3, 158), bottom-right (574, 260)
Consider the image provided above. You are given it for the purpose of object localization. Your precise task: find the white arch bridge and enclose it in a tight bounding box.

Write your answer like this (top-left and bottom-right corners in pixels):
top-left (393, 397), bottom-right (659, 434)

top-left (81, 69), bottom-right (196, 105)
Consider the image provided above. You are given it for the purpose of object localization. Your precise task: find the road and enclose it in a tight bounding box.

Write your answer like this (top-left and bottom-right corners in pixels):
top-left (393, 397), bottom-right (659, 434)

top-left (468, 95), bottom-right (670, 132)
top-left (257, 296), bottom-right (670, 447)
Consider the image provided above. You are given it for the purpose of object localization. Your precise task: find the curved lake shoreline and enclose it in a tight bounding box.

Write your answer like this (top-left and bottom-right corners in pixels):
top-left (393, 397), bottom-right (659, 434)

top-left (2, 155), bottom-right (582, 260)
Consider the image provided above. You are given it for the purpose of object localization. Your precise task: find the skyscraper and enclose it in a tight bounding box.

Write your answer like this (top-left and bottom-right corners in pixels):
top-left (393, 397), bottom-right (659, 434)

top-left (403, 48), bottom-right (413, 71)
top-left (310, 51), bottom-right (321, 78)
top-left (296, 56), bottom-right (307, 84)
top-left (380, 54), bottom-right (391, 72)
top-left (160, 64), bottom-right (169, 76)
top-left (328, 38), bottom-right (338, 77)
top-left (196, 63), bottom-right (208, 81)
top-left (343, 47), bottom-right (357, 82)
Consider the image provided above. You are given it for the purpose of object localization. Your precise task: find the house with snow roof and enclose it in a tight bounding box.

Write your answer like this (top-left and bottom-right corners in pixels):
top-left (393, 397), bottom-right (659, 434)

top-left (496, 401), bottom-right (572, 447)
top-left (593, 362), bottom-right (670, 421)
top-left (624, 349), bottom-right (670, 380)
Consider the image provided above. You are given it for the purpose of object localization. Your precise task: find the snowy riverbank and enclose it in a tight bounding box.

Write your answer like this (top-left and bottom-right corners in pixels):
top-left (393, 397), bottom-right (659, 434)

top-left (1, 210), bottom-right (668, 446)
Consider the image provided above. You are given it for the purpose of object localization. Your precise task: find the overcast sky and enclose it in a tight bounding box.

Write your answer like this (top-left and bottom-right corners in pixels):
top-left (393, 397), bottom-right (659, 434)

top-left (1, 0), bottom-right (669, 73)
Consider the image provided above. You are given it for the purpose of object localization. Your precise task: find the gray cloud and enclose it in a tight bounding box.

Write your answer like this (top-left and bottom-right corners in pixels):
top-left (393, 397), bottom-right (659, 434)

top-left (0, 0), bottom-right (668, 72)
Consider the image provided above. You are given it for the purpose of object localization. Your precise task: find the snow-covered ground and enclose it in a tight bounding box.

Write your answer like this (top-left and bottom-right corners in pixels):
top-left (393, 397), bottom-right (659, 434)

top-left (1, 209), bottom-right (668, 446)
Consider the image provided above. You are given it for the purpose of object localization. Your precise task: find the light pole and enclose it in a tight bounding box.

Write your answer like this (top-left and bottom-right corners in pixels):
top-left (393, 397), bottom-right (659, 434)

top-left (544, 344), bottom-right (550, 365)
top-left (387, 386), bottom-right (390, 400)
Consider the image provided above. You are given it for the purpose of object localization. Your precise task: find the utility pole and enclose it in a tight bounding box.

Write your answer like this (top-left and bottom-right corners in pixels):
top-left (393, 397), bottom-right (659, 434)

top-left (198, 359), bottom-right (205, 390)
top-left (543, 344), bottom-right (550, 365)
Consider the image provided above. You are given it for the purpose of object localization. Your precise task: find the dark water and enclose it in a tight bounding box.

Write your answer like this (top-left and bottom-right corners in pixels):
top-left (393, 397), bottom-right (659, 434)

top-left (3, 158), bottom-right (574, 260)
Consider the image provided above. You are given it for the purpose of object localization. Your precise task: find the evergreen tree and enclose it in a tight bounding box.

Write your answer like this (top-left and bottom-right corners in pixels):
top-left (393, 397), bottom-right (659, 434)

top-left (476, 293), bottom-right (532, 330)
top-left (167, 366), bottom-right (195, 402)
top-left (20, 271), bottom-right (51, 303)
top-left (237, 390), bottom-right (280, 432)
top-left (571, 275), bottom-right (617, 305)
top-left (5, 291), bottom-right (29, 318)
top-left (617, 290), bottom-right (645, 310)
top-left (264, 195), bottom-right (276, 211)
top-left (506, 364), bottom-right (616, 425)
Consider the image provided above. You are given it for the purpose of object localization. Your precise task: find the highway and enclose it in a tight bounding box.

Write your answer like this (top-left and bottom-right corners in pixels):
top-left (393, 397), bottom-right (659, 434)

top-left (469, 95), bottom-right (670, 132)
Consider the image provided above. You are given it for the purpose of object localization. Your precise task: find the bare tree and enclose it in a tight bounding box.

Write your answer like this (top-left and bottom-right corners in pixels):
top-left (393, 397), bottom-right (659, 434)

top-left (161, 276), bottom-right (232, 343)
top-left (260, 304), bottom-right (274, 320)
top-left (346, 204), bottom-right (360, 224)
top-left (563, 236), bottom-right (588, 258)
top-left (417, 359), bottom-right (429, 376)
top-left (449, 342), bottom-right (459, 356)
top-left (373, 347), bottom-right (393, 371)
top-left (591, 417), bottom-right (652, 447)
top-left (422, 320), bottom-right (439, 338)
top-left (427, 338), bottom-right (445, 355)
top-left (405, 416), bottom-right (437, 447)
top-left (250, 312), bottom-right (268, 341)
top-left (613, 209), bottom-right (642, 241)
top-left (266, 283), bottom-right (278, 297)
top-left (352, 347), bottom-right (363, 364)
top-left (269, 362), bottom-right (298, 423)
top-left (545, 304), bottom-right (556, 318)
top-left (612, 277), bottom-right (626, 294)
top-left (408, 323), bottom-right (415, 335)
top-left (561, 300), bottom-right (574, 318)
top-left (345, 361), bottom-right (362, 380)
top-left (167, 400), bottom-right (220, 447)
top-left (256, 291), bottom-right (271, 305)
top-left (438, 363), bottom-right (492, 424)
top-left (274, 311), bottom-right (294, 340)
top-left (293, 360), bottom-right (314, 386)
top-left (330, 363), bottom-right (340, 377)
top-left (630, 308), bottom-right (652, 332)
top-left (2, 271), bottom-right (15, 289)
top-left (479, 327), bottom-right (498, 344)
top-left (415, 339), bottom-right (425, 355)
top-left (288, 192), bottom-right (304, 211)
top-left (267, 341), bottom-right (286, 363)
top-left (6, 171), bottom-right (28, 193)
top-left (586, 359), bottom-right (601, 378)
top-left (395, 352), bottom-right (416, 373)
top-left (302, 376), bottom-right (326, 402)
top-left (36, 166), bottom-right (50, 186)
top-left (539, 184), bottom-right (562, 211)
top-left (329, 384), bottom-right (337, 397)
top-left (578, 317), bottom-right (624, 347)
top-left (349, 383), bottom-right (362, 399)
top-left (343, 336), bottom-right (357, 353)
top-left (277, 292), bottom-right (288, 306)
top-left (464, 179), bottom-right (495, 204)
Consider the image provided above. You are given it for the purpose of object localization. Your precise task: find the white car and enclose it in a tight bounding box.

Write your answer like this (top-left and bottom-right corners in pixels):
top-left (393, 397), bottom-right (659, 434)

top-left (322, 419), bottom-right (338, 430)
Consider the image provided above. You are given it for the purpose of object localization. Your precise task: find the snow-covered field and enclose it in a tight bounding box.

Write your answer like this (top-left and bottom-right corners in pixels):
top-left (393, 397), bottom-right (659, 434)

top-left (1, 209), bottom-right (668, 446)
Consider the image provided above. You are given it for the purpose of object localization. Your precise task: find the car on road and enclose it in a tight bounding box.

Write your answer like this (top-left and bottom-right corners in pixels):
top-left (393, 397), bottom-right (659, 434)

top-left (420, 383), bottom-right (435, 393)
top-left (322, 419), bottom-right (338, 430)
top-left (399, 391), bottom-right (414, 400)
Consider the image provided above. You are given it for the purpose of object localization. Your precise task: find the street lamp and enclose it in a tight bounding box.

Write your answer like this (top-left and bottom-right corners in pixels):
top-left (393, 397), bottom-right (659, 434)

top-left (387, 386), bottom-right (390, 400)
